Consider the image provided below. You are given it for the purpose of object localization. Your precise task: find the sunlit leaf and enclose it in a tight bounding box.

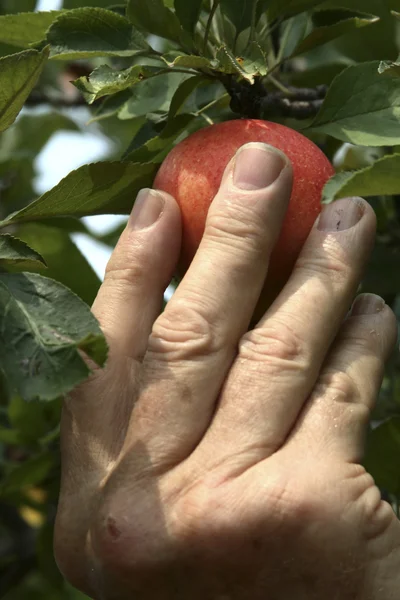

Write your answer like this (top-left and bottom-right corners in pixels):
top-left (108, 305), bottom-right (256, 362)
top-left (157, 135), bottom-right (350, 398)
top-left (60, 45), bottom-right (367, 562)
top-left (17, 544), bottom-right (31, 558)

top-left (1, 161), bottom-right (158, 224)
top-left (74, 64), bottom-right (159, 104)
top-left (309, 61), bottom-right (400, 145)
top-left (0, 11), bottom-right (62, 47)
top-left (44, 7), bottom-right (151, 60)
top-left (322, 154), bottom-right (400, 203)
top-left (0, 47), bottom-right (49, 133)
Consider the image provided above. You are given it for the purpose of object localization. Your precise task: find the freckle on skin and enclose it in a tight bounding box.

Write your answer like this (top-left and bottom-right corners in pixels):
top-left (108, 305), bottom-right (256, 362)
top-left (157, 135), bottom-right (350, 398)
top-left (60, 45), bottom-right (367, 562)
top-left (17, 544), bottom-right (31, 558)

top-left (107, 517), bottom-right (121, 540)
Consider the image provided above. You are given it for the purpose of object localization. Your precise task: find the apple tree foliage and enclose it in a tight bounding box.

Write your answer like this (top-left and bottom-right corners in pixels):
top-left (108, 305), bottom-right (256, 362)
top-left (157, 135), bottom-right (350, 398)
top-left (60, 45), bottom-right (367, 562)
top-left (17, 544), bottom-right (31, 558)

top-left (1, 0), bottom-right (400, 597)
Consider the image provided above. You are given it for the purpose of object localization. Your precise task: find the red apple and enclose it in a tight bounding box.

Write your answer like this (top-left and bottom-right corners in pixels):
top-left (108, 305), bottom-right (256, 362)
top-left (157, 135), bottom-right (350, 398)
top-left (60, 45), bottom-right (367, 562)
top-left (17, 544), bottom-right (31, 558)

top-left (154, 119), bottom-right (335, 318)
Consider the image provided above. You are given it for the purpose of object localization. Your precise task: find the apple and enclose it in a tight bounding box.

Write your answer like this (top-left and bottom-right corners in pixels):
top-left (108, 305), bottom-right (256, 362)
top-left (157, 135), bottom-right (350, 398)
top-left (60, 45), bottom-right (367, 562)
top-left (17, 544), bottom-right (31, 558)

top-left (154, 119), bottom-right (335, 319)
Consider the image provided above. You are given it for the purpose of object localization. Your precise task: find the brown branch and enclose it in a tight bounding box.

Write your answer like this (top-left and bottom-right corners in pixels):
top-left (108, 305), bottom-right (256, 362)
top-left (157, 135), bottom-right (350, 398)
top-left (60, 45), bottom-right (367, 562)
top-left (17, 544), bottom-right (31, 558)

top-left (25, 90), bottom-right (88, 108)
top-left (222, 75), bottom-right (327, 120)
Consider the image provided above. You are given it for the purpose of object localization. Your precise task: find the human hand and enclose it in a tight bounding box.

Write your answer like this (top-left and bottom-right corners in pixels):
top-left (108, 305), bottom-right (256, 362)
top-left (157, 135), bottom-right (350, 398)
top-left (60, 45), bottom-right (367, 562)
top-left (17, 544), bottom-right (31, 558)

top-left (54, 143), bottom-right (400, 600)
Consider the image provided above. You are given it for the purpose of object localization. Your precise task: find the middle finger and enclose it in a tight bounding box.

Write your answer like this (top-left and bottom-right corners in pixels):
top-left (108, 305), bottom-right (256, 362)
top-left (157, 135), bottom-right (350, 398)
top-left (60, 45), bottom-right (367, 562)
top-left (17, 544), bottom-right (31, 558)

top-left (125, 143), bottom-right (292, 462)
top-left (199, 197), bottom-right (377, 467)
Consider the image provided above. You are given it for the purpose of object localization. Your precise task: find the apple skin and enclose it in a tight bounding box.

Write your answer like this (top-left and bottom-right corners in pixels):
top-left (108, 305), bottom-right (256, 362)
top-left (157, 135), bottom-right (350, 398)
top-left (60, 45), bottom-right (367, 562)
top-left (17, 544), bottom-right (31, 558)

top-left (154, 119), bottom-right (335, 319)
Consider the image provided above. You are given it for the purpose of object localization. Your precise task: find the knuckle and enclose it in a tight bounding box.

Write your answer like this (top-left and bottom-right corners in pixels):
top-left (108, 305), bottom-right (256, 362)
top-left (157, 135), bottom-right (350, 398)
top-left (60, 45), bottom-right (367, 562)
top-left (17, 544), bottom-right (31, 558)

top-left (238, 321), bottom-right (310, 374)
top-left (205, 203), bottom-right (270, 255)
top-left (314, 367), bottom-right (361, 406)
top-left (295, 241), bottom-right (350, 286)
top-left (147, 301), bottom-right (224, 362)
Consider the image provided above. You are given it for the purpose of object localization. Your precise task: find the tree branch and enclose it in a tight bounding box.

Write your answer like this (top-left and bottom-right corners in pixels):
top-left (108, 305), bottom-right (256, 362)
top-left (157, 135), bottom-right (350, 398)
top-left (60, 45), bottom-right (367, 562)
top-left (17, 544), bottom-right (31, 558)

top-left (223, 75), bottom-right (327, 120)
top-left (25, 91), bottom-right (88, 108)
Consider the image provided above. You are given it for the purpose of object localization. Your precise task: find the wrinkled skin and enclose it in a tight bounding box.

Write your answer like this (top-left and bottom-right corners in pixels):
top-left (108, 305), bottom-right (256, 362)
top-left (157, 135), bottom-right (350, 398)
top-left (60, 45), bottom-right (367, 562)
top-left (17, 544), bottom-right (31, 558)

top-left (55, 143), bottom-right (400, 600)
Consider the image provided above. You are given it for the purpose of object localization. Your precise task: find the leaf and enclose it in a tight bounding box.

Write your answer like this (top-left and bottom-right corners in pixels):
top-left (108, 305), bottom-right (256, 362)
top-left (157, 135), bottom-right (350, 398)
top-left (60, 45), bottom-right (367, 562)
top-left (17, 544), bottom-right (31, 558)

top-left (0, 11), bottom-right (62, 48)
top-left (74, 64), bottom-right (159, 104)
top-left (379, 59), bottom-right (400, 76)
top-left (362, 244), bottom-right (400, 296)
top-left (63, 0), bottom-right (116, 6)
top-left (0, 0), bottom-right (37, 13)
top-left (364, 417), bottom-right (400, 497)
top-left (239, 41), bottom-right (268, 76)
top-left (309, 61), bottom-right (400, 146)
top-left (1, 452), bottom-right (55, 495)
top-left (162, 53), bottom-right (214, 69)
top-left (90, 89), bottom-right (134, 122)
top-left (8, 395), bottom-right (61, 445)
top-left (267, 0), bottom-right (327, 22)
top-left (0, 272), bottom-right (108, 402)
top-left (174, 0), bottom-right (203, 33)
top-left (16, 224), bottom-right (101, 306)
top-left (0, 234), bottom-right (46, 270)
top-left (127, 0), bottom-right (183, 43)
top-left (0, 161), bottom-right (158, 225)
top-left (215, 45), bottom-right (255, 82)
top-left (44, 7), bottom-right (151, 60)
top-left (291, 11), bottom-right (379, 57)
top-left (124, 114), bottom-right (195, 163)
top-left (168, 74), bottom-right (210, 119)
top-left (118, 72), bottom-right (190, 120)
top-left (220, 0), bottom-right (267, 34)
top-left (322, 154), bottom-right (400, 203)
top-left (0, 46), bottom-right (49, 134)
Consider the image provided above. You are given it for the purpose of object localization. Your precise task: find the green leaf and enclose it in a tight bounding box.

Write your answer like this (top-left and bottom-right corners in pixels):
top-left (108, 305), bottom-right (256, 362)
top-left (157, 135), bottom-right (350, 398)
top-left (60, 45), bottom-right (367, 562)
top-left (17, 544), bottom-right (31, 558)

top-left (0, 161), bottom-right (158, 224)
top-left (174, 0), bottom-right (203, 33)
top-left (74, 64), bottom-right (159, 104)
top-left (8, 395), bottom-right (61, 446)
top-left (44, 7), bottom-right (151, 60)
top-left (309, 61), bottom-right (400, 146)
top-left (118, 72), bottom-right (190, 120)
top-left (291, 11), bottom-right (379, 57)
top-left (239, 41), bottom-right (268, 76)
top-left (215, 45), bottom-right (256, 82)
top-left (16, 223), bottom-right (101, 306)
top-left (168, 74), bottom-right (210, 119)
top-left (124, 114), bottom-right (195, 163)
top-left (0, 46), bottom-right (49, 134)
top-left (267, 0), bottom-right (327, 22)
top-left (1, 452), bottom-right (55, 494)
top-left (0, 272), bottom-right (108, 402)
top-left (322, 154), bottom-right (400, 203)
top-left (0, 234), bottom-right (46, 270)
top-left (90, 89), bottom-right (134, 122)
top-left (0, 0), bottom-right (37, 13)
top-left (220, 0), bottom-right (267, 34)
top-left (364, 417), bottom-right (400, 497)
top-left (362, 244), bottom-right (400, 296)
top-left (63, 0), bottom-right (118, 6)
top-left (0, 11), bottom-right (62, 48)
top-left (127, 0), bottom-right (183, 43)
top-left (162, 52), bottom-right (213, 69)
top-left (379, 59), bottom-right (400, 76)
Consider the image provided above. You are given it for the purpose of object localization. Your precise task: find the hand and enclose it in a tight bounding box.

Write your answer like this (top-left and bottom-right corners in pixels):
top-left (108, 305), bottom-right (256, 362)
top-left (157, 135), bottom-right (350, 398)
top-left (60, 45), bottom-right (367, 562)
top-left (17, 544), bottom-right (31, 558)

top-left (54, 143), bottom-right (400, 600)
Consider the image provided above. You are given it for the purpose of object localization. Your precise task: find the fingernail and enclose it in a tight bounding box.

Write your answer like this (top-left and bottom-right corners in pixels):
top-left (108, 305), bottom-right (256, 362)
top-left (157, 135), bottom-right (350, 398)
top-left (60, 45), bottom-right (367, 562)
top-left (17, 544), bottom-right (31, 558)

top-left (129, 189), bottom-right (165, 230)
top-left (233, 142), bottom-right (288, 190)
top-left (351, 294), bottom-right (386, 316)
top-left (318, 197), bottom-right (365, 232)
